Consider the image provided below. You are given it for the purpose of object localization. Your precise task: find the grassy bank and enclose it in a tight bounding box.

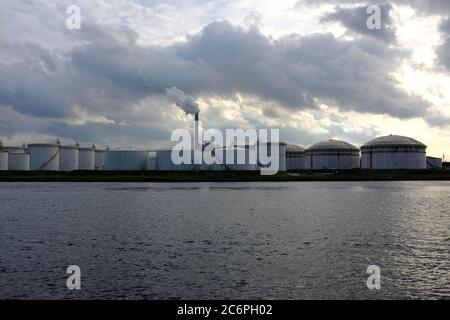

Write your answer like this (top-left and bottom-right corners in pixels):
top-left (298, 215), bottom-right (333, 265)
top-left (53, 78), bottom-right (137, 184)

top-left (1, 169), bottom-right (450, 182)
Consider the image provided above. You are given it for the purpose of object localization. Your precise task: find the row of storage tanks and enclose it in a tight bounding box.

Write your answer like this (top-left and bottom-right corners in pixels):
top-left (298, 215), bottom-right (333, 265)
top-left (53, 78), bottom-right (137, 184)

top-left (0, 143), bottom-right (156, 172)
top-left (0, 135), bottom-right (443, 172)
top-left (286, 135), bottom-right (442, 170)
top-left (0, 142), bottom-right (286, 172)
top-left (0, 144), bottom-right (107, 171)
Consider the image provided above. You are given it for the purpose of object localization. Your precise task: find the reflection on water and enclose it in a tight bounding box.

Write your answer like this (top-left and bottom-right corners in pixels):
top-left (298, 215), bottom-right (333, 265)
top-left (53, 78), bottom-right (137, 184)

top-left (0, 181), bottom-right (449, 299)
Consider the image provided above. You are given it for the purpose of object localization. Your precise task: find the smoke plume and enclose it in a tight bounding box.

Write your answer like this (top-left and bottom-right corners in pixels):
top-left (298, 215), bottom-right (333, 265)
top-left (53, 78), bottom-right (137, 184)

top-left (166, 87), bottom-right (199, 115)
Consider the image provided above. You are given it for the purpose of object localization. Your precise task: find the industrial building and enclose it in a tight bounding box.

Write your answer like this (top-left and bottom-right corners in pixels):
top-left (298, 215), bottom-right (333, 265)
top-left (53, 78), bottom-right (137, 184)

top-left (361, 135), bottom-right (427, 170)
top-left (306, 140), bottom-right (360, 170)
top-left (286, 144), bottom-right (306, 170)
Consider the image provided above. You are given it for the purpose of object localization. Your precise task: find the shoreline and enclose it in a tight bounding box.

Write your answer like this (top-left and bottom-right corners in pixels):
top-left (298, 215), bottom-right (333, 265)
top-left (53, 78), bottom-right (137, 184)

top-left (1, 170), bottom-right (450, 182)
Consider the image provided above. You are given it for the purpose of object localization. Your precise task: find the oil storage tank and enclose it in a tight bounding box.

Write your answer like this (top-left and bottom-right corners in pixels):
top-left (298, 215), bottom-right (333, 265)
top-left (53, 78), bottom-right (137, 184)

top-left (59, 145), bottom-right (79, 172)
top-left (8, 153), bottom-right (30, 171)
top-left (217, 145), bottom-right (258, 171)
top-left (3, 146), bottom-right (26, 154)
top-left (29, 143), bottom-right (60, 171)
top-left (199, 144), bottom-right (227, 171)
top-left (156, 149), bottom-right (195, 171)
top-left (361, 135), bottom-right (427, 169)
top-left (286, 144), bottom-right (306, 170)
top-left (147, 152), bottom-right (157, 170)
top-left (104, 150), bottom-right (149, 171)
top-left (0, 152), bottom-right (8, 171)
top-left (95, 149), bottom-right (106, 171)
top-left (78, 146), bottom-right (95, 170)
top-left (306, 140), bottom-right (360, 170)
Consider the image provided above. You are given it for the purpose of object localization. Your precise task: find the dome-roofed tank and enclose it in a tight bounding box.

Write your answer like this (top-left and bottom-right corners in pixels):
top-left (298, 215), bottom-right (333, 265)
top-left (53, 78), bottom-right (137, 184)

top-left (306, 139), bottom-right (360, 170)
top-left (286, 144), bottom-right (306, 170)
top-left (361, 135), bottom-right (427, 169)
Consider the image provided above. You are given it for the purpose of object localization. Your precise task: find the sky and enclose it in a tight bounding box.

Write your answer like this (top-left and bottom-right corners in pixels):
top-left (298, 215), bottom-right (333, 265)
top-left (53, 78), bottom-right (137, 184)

top-left (0, 0), bottom-right (449, 157)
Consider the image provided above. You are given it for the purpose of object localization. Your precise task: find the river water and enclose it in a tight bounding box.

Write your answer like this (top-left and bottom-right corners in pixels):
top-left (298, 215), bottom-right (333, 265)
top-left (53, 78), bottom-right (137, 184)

top-left (0, 181), bottom-right (448, 299)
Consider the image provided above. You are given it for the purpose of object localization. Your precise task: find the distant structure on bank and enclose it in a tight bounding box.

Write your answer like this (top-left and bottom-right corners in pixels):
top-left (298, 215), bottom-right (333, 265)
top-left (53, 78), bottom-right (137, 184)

top-left (0, 134), bottom-right (446, 172)
top-left (306, 140), bottom-right (360, 170)
top-left (361, 135), bottom-right (427, 170)
top-left (426, 156), bottom-right (443, 169)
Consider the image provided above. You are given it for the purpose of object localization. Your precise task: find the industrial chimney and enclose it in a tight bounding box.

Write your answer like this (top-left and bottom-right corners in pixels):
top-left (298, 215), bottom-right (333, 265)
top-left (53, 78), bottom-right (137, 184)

top-left (194, 112), bottom-right (201, 165)
top-left (194, 112), bottom-right (199, 146)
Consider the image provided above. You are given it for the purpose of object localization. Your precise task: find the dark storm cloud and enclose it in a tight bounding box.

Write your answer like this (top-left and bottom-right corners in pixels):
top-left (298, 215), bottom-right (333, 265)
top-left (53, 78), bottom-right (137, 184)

top-left (0, 20), bottom-right (432, 134)
top-left (322, 4), bottom-right (396, 42)
top-left (177, 23), bottom-right (426, 118)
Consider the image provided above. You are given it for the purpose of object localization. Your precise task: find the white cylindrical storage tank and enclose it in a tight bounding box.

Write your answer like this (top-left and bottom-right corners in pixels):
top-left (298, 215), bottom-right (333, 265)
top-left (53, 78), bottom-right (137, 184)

top-left (3, 146), bottom-right (26, 154)
top-left (286, 144), bottom-right (307, 170)
top-left (29, 144), bottom-right (60, 171)
top-left (218, 145), bottom-right (258, 171)
top-left (78, 147), bottom-right (95, 170)
top-left (147, 151), bottom-right (157, 170)
top-left (95, 149), bottom-right (106, 171)
top-left (8, 153), bottom-right (30, 171)
top-left (199, 144), bottom-right (227, 171)
top-left (104, 150), bottom-right (149, 171)
top-left (0, 152), bottom-right (8, 171)
top-left (59, 146), bottom-right (79, 172)
top-left (306, 140), bottom-right (360, 170)
top-left (156, 149), bottom-right (194, 171)
top-left (361, 135), bottom-right (427, 170)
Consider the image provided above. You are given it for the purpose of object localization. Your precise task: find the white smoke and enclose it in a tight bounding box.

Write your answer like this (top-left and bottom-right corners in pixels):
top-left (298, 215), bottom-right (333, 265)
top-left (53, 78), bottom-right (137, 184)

top-left (166, 87), bottom-right (199, 115)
